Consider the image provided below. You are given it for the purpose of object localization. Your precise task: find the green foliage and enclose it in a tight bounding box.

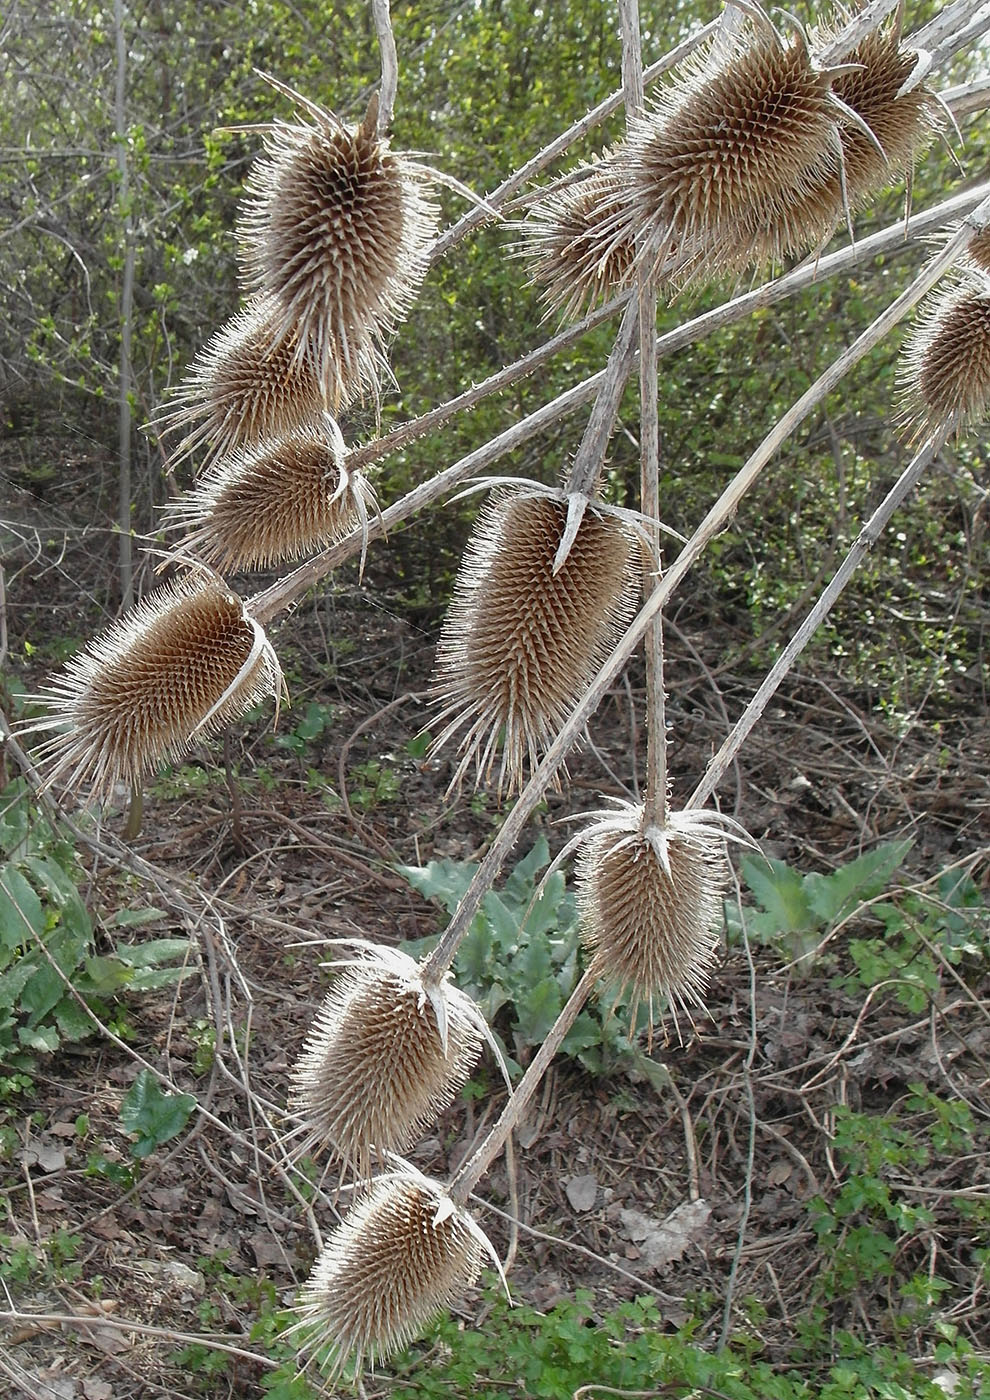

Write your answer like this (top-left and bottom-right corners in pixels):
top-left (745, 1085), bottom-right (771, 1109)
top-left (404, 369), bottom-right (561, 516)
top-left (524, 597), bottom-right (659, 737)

top-left (399, 836), bottom-right (640, 1076)
top-left (0, 1226), bottom-right (82, 1288)
top-left (272, 700), bottom-right (336, 755)
top-left (0, 780), bottom-right (190, 1096)
top-left (725, 840), bottom-right (913, 969)
top-left (844, 864), bottom-right (988, 1013)
top-left (382, 1281), bottom-right (988, 1400)
top-left (119, 1069), bottom-right (197, 1159)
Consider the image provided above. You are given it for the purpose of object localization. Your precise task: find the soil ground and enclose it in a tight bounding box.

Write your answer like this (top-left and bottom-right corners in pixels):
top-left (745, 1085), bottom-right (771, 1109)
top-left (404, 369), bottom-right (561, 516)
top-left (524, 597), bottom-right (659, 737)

top-left (0, 425), bottom-right (988, 1398)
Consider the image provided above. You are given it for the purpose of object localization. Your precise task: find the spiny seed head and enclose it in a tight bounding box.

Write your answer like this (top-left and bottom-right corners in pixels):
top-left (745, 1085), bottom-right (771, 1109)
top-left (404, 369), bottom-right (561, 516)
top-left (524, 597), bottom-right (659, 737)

top-left (575, 802), bottom-right (729, 1037)
top-left (430, 490), bottom-right (638, 797)
top-left (517, 160), bottom-right (639, 321)
top-left (897, 269), bottom-right (990, 443)
top-left (619, 22), bottom-right (840, 282)
top-left (150, 294), bottom-right (379, 474)
top-left (288, 945), bottom-right (485, 1179)
top-left (294, 1171), bottom-right (488, 1378)
top-left (164, 418), bottom-right (375, 573)
top-left (964, 228), bottom-right (990, 275)
top-left (25, 575), bottom-right (282, 800)
top-left (237, 85), bottom-right (439, 373)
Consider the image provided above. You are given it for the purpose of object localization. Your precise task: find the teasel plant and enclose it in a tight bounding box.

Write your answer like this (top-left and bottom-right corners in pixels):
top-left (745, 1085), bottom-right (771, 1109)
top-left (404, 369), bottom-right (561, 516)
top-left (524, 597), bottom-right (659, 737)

top-left (13, 1), bottom-right (990, 1386)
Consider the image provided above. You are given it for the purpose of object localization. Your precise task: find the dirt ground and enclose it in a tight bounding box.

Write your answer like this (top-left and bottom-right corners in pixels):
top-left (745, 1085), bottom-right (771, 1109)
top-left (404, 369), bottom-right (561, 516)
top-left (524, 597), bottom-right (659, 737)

top-left (1, 426), bottom-right (988, 1398)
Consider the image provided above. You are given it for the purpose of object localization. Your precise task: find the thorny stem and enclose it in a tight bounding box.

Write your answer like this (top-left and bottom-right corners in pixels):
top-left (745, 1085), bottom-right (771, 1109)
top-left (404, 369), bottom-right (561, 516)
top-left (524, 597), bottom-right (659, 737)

top-left (449, 969), bottom-right (598, 1204)
top-left (564, 297), bottom-right (641, 498)
top-left (370, 0), bottom-right (398, 135)
top-left (246, 182), bottom-right (989, 626)
top-left (687, 430), bottom-right (945, 810)
top-left (419, 196), bottom-right (990, 987)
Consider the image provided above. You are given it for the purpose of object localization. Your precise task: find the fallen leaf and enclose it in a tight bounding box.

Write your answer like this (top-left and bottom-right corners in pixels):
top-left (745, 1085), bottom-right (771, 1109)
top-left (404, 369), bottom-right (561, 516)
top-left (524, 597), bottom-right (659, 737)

top-left (618, 1198), bottom-right (712, 1272)
top-left (564, 1173), bottom-right (598, 1212)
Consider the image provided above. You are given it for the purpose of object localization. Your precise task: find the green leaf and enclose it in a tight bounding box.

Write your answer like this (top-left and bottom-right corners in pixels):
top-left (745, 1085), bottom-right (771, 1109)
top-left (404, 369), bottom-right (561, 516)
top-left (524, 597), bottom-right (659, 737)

top-left (81, 955), bottom-right (134, 996)
top-left (804, 840), bottom-right (913, 927)
top-left (112, 938), bottom-right (191, 968)
top-left (54, 998), bottom-right (97, 1042)
top-left (119, 1070), bottom-right (197, 1159)
top-left (0, 865), bottom-right (45, 947)
top-left (17, 1023), bottom-right (59, 1052)
top-left (740, 854), bottom-right (814, 934)
top-left (514, 978), bottom-right (562, 1046)
top-left (23, 856), bottom-right (91, 938)
top-left (102, 907), bottom-right (167, 930)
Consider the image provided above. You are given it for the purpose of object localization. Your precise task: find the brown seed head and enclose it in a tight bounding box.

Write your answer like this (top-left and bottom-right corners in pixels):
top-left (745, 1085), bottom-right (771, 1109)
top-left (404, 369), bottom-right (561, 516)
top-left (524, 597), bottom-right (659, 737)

top-left (288, 946), bottom-right (485, 1179)
top-left (294, 1172), bottom-right (486, 1377)
top-left (431, 491), bottom-right (638, 796)
top-left (964, 228), bottom-right (990, 275)
top-left (576, 803), bottom-right (729, 1033)
top-left (27, 575), bottom-right (281, 799)
top-left (237, 89), bottom-right (438, 372)
top-left (518, 160), bottom-right (639, 320)
top-left (164, 419), bottom-right (375, 573)
top-left (897, 270), bottom-right (990, 442)
top-left (151, 294), bottom-right (379, 473)
top-left (620, 23), bottom-right (840, 281)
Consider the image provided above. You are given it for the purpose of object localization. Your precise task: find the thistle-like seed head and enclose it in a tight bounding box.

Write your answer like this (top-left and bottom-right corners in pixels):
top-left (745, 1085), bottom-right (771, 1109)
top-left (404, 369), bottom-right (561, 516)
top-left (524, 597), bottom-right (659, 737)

top-left (294, 1169), bottom-right (493, 1377)
top-left (25, 575), bottom-right (282, 800)
top-left (897, 268), bottom-right (990, 443)
top-left (150, 294), bottom-right (379, 474)
top-left (237, 84), bottom-right (439, 373)
top-left (430, 490), bottom-right (638, 796)
top-left (288, 945), bottom-right (486, 1179)
top-left (964, 228), bottom-right (990, 275)
top-left (575, 801), bottom-right (731, 1036)
top-left (164, 417), bottom-right (375, 573)
top-left (620, 22), bottom-right (840, 282)
top-left (517, 160), bottom-right (639, 321)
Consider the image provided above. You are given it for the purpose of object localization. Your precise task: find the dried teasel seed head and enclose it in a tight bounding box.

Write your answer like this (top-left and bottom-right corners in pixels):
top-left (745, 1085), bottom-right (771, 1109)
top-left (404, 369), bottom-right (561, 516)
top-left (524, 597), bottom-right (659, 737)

top-left (25, 574), bottom-right (282, 800)
top-left (150, 293), bottom-right (379, 474)
top-left (897, 269), bottom-right (990, 442)
top-left (237, 81), bottom-right (439, 374)
top-left (963, 227), bottom-right (990, 276)
top-left (430, 490), bottom-right (638, 797)
top-left (163, 417), bottom-right (375, 573)
top-left (516, 159), bottom-right (639, 321)
top-left (617, 20), bottom-right (842, 283)
top-left (288, 945), bottom-right (487, 1179)
top-left (575, 802), bottom-right (731, 1036)
top-left (293, 1169), bottom-right (498, 1377)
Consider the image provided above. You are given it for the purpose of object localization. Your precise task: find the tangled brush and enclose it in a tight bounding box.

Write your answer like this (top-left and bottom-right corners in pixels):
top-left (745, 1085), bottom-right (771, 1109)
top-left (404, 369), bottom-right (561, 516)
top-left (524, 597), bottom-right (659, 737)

top-left (431, 490), bottom-right (638, 796)
top-left (25, 575), bottom-right (282, 800)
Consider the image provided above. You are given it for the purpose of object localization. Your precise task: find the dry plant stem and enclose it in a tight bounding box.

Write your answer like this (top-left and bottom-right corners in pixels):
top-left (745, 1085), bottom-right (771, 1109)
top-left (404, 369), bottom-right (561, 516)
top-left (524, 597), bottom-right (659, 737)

top-left (420, 200), bottom-right (989, 989)
top-left (565, 296), bottom-right (641, 496)
top-left (428, 18), bottom-right (721, 262)
top-left (943, 76), bottom-right (990, 118)
top-left (449, 969), bottom-right (598, 1205)
top-left (371, 0), bottom-right (397, 135)
top-left (816, 0), bottom-right (900, 63)
top-left (688, 429), bottom-right (945, 810)
top-left (912, 0), bottom-right (990, 67)
top-left (248, 183), bottom-right (989, 626)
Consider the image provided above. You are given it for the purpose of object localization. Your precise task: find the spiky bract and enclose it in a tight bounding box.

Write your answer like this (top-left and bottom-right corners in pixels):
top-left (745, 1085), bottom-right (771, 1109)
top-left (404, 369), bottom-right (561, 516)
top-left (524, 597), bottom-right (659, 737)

top-left (518, 160), bottom-right (639, 320)
top-left (431, 490), bottom-right (638, 796)
top-left (575, 802), bottom-right (730, 1034)
top-left (898, 269), bottom-right (990, 442)
top-left (236, 89), bottom-right (438, 375)
top-left (294, 1171), bottom-right (486, 1377)
top-left (289, 945), bottom-right (485, 1178)
top-left (164, 419), bottom-right (375, 573)
top-left (151, 294), bottom-right (378, 473)
top-left (27, 576), bottom-right (281, 799)
top-left (965, 228), bottom-right (990, 275)
top-left (618, 22), bottom-right (840, 283)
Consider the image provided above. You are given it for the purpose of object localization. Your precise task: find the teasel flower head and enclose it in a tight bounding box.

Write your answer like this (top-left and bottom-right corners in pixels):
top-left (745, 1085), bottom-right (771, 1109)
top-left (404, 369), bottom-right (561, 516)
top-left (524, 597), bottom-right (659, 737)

top-left (236, 76), bottom-right (439, 375)
top-left (287, 944), bottom-right (500, 1180)
top-left (163, 415), bottom-right (376, 574)
top-left (963, 226), bottom-right (990, 276)
top-left (571, 800), bottom-right (749, 1039)
top-left (24, 573), bottom-right (283, 801)
top-left (897, 267), bottom-right (990, 443)
top-left (430, 487), bottom-right (639, 797)
top-left (617, 14), bottom-right (849, 283)
top-left (292, 1166), bottom-right (503, 1378)
top-left (149, 293), bottom-right (380, 474)
top-left (516, 158), bottom-right (640, 321)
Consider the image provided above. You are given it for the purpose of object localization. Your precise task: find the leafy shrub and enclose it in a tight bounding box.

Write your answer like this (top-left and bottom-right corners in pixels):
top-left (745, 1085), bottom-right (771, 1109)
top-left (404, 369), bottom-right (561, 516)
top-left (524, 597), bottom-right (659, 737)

top-left (0, 779), bottom-right (192, 1096)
